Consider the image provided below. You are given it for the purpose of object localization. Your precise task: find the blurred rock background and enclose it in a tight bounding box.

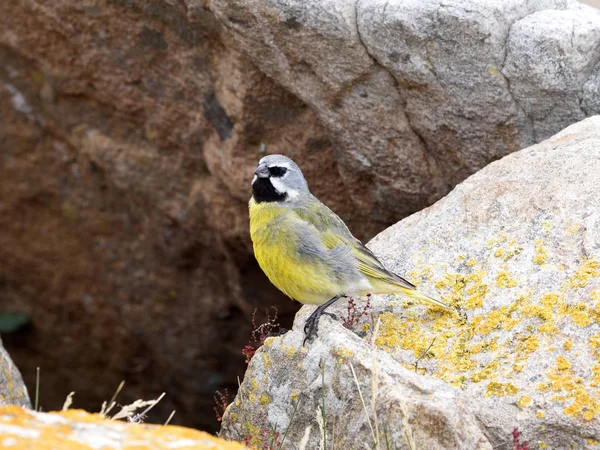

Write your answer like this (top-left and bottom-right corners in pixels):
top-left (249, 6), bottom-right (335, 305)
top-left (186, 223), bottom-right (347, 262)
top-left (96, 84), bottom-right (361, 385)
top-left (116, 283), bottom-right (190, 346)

top-left (0, 0), bottom-right (598, 432)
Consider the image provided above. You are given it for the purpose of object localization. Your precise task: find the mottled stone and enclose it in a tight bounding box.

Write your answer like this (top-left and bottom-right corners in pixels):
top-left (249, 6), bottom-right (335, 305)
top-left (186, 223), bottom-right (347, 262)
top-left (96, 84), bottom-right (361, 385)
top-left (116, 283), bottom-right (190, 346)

top-left (220, 315), bottom-right (491, 449)
top-left (366, 116), bottom-right (600, 448)
top-left (0, 405), bottom-right (247, 449)
top-left (0, 338), bottom-right (29, 408)
top-left (221, 116), bottom-right (600, 449)
top-left (209, 0), bottom-right (600, 218)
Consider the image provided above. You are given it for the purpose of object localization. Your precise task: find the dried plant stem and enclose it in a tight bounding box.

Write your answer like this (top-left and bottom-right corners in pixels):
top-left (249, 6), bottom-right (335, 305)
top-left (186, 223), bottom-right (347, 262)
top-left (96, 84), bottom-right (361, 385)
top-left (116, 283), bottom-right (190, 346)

top-left (164, 410), bottom-right (176, 426)
top-left (34, 367), bottom-right (40, 411)
top-left (349, 363), bottom-right (377, 446)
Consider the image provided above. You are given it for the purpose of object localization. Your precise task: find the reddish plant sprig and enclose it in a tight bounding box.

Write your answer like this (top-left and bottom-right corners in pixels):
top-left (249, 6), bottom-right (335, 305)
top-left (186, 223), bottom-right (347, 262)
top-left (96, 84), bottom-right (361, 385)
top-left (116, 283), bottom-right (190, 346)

top-left (213, 388), bottom-right (231, 423)
top-left (512, 428), bottom-right (529, 450)
top-left (242, 307), bottom-right (281, 363)
top-left (341, 295), bottom-right (372, 330)
top-left (243, 427), bottom-right (282, 449)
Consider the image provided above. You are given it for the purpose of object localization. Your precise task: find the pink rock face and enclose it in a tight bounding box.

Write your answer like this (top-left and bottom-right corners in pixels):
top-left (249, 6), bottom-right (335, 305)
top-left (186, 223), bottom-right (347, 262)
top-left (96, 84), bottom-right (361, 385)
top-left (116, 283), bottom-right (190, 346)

top-left (0, 0), bottom-right (372, 431)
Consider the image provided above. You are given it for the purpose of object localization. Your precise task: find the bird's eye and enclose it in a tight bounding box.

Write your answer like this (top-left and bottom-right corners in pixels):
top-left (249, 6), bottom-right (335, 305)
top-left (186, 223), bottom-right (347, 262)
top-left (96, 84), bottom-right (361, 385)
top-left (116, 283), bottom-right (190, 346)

top-left (268, 166), bottom-right (287, 177)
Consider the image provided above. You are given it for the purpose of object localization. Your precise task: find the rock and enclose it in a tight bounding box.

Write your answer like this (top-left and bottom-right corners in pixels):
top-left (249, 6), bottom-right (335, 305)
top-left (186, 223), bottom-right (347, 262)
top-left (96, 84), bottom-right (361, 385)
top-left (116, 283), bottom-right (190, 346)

top-left (364, 115), bottom-right (600, 448)
top-left (209, 0), bottom-right (600, 217)
top-left (220, 317), bottom-right (492, 449)
top-left (2, 0), bottom-right (600, 432)
top-left (0, 0), bottom-right (349, 429)
top-left (0, 338), bottom-right (30, 408)
top-left (0, 405), bottom-right (247, 449)
top-left (220, 116), bottom-right (600, 449)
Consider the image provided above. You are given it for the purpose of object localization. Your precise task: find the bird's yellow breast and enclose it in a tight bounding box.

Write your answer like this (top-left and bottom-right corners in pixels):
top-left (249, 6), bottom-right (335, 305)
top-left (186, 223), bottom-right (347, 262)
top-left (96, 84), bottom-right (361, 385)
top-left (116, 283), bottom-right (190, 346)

top-left (249, 198), bottom-right (341, 305)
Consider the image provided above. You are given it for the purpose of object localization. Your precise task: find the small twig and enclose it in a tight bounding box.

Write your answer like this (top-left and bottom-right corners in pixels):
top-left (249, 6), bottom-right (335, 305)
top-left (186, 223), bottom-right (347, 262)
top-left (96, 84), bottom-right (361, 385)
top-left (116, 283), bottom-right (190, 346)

top-left (414, 337), bottom-right (437, 373)
top-left (100, 380), bottom-right (125, 417)
top-left (164, 410), bottom-right (176, 426)
top-left (280, 397), bottom-right (301, 447)
top-left (134, 392), bottom-right (165, 421)
top-left (62, 392), bottom-right (75, 411)
top-left (350, 363), bottom-right (377, 446)
top-left (320, 361), bottom-right (327, 450)
top-left (298, 426), bottom-right (312, 450)
top-left (34, 367), bottom-right (40, 411)
top-left (371, 318), bottom-right (381, 450)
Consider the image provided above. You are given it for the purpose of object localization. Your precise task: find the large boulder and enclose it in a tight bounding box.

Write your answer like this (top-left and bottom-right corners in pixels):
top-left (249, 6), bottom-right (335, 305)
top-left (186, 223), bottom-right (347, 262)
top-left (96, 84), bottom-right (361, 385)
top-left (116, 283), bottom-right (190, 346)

top-left (209, 0), bottom-right (600, 217)
top-left (0, 338), bottom-right (30, 408)
top-left (220, 116), bottom-right (600, 449)
top-left (0, 0), bottom-right (341, 429)
top-left (220, 316), bottom-right (492, 449)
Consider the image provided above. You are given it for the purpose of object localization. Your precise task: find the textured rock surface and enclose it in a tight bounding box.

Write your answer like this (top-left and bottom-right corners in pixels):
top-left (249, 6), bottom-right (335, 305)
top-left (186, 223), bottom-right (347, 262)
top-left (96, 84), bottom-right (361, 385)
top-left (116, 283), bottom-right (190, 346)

top-left (210, 0), bottom-right (600, 215)
top-left (221, 116), bottom-right (600, 449)
top-left (0, 0), bottom-right (347, 429)
top-left (0, 338), bottom-right (30, 408)
top-left (0, 405), bottom-right (247, 449)
top-left (365, 116), bottom-right (600, 448)
top-left (221, 317), bottom-right (492, 449)
top-left (2, 0), bottom-right (600, 432)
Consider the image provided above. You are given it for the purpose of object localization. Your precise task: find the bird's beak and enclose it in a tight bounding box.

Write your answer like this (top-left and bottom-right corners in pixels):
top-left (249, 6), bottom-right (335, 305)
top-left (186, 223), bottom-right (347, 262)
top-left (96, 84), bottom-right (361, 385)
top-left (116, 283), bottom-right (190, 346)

top-left (253, 162), bottom-right (269, 178)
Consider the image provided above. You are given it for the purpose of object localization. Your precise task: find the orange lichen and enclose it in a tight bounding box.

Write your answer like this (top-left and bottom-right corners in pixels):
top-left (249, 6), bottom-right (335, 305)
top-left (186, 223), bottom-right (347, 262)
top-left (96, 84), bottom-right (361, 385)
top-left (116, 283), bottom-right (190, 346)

top-left (0, 406), bottom-right (247, 449)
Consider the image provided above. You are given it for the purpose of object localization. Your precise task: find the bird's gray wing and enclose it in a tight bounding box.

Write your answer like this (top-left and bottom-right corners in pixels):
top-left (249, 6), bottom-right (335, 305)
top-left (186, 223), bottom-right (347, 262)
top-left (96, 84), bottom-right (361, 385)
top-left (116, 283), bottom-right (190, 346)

top-left (293, 197), bottom-right (416, 290)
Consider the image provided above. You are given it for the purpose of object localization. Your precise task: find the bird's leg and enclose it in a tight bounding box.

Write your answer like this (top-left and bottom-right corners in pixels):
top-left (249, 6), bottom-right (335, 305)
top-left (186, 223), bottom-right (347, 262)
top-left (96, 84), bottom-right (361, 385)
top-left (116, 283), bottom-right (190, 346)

top-left (303, 295), bottom-right (343, 346)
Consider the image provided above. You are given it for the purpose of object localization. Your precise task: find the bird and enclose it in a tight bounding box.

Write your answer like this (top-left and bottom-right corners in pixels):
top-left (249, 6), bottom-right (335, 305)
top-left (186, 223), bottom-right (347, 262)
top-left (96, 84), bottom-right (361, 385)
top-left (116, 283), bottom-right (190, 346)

top-left (248, 154), bottom-right (454, 344)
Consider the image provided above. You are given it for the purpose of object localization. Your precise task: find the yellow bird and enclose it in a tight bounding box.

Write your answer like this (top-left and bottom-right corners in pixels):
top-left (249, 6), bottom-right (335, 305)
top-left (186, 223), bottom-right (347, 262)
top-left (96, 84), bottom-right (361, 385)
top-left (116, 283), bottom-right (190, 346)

top-left (249, 154), bottom-right (453, 344)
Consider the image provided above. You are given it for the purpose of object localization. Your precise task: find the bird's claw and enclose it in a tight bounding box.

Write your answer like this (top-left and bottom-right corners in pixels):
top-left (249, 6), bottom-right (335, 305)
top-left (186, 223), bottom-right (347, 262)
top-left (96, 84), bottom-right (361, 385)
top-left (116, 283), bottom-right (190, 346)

top-left (303, 311), bottom-right (323, 346)
top-left (302, 295), bottom-right (343, 346)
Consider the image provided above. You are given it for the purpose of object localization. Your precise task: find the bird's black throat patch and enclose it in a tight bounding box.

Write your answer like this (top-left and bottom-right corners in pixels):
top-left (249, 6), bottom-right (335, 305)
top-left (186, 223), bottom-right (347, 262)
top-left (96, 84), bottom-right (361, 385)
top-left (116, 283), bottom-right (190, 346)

top-left (252, 177), bottom-right (287, 203)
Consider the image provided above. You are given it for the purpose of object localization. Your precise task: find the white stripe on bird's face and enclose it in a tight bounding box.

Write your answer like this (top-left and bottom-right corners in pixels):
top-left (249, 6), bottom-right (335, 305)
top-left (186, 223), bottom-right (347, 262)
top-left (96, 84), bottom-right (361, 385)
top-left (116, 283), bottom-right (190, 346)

top-left (270, 177), bottom-right (299, 199)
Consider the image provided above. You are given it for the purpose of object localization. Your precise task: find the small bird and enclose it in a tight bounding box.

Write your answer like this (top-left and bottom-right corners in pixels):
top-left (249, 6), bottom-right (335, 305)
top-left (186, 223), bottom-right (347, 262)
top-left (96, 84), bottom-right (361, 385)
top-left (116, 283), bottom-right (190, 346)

top-left (249, 154), bottom-right (453, 344)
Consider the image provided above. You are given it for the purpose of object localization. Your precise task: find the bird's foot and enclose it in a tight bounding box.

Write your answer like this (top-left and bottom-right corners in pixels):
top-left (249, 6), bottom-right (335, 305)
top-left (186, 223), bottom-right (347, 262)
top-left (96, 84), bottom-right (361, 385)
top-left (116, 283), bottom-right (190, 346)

top-left (302, 295), bottom-right (343, 346)
top-left (302, 310), bottom-right (337, 346)
top-left (303, 311), bottom-right (321, 346)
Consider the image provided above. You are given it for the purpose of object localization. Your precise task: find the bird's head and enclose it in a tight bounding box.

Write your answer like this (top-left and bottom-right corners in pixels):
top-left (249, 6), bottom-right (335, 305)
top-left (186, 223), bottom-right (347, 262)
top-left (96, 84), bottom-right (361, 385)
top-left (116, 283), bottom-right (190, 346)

top-left (251, 154), bottom-right (309, 203)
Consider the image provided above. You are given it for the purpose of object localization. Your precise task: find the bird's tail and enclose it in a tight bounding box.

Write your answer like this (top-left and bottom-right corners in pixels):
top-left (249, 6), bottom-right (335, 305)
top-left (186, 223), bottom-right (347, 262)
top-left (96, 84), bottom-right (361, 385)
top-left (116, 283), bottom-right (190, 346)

top-left (395, 285), bottom-right (453, 310)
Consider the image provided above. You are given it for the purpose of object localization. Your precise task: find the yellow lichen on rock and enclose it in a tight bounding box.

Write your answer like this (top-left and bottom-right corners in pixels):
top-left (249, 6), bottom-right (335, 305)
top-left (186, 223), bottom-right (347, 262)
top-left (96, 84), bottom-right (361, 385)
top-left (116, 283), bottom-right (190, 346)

top-left (370, 234), bottom-right (600, 427)
top-left (568, 257), bottom-right (600, 289)
top-left (557, 356), bottom-right (572, 371)
top-left (517, 395), bottom-right (532, 408)
top-left (0, 405), bottom-right (247, 449)
top-left (434, 269), bottom-right (489, 310)
top-left (533, 239), bottom-right (548, 265)
top-left (485, 381), bottom-right (519, 398)
top-left (496, 271), bottom-right (518, 288)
